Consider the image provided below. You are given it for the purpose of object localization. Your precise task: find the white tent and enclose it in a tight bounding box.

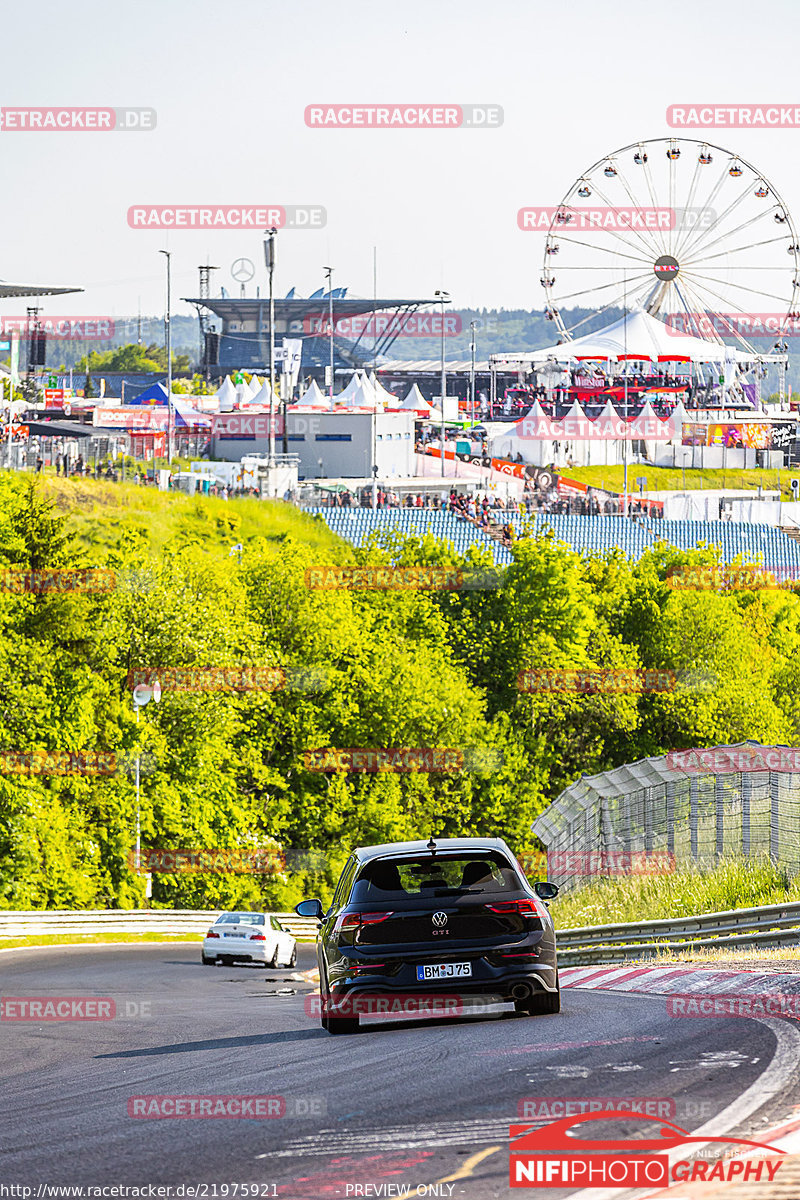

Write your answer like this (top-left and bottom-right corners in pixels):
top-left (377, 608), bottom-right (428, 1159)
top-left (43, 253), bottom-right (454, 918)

top-left (336, 373), bottom-right (376, 408)
top-left (297, 379), bottom-right (329, 408)
top-left (494, 307), bottom-right (759, 367)
top-left (400, 383), bottom-right (433, 413)
top-left (216, 375), bottom-right (237, 412)
top-left (335, 372), bottom-right (364, 405)
top-left (249, 381), bottom-right (279, 408)
top-left (367, 371), bottom-right (397, 409)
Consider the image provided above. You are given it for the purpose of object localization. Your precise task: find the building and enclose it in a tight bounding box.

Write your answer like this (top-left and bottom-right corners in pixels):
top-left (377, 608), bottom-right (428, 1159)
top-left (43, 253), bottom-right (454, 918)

top-left (183, 292), bottom-right (437, 378)
top-left (212, 410), bottom-right (415, 480)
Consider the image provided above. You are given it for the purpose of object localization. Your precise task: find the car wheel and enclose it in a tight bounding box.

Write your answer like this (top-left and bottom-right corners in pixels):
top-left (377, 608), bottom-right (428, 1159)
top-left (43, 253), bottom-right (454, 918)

top-left (201, 953), bottom-right (215, 966)
top-left (514, 972), bottom-right (560, 1015)
top-left (269, 945), bottom-right (279, 968)
top-left (287, 946), bottom-right (297, 968)
top-left (519, 979), bottom-right (561, 1015)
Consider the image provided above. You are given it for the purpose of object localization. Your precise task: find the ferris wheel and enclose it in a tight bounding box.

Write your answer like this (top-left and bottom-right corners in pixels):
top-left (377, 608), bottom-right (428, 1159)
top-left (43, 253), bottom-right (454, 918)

top-left (540, 137), bottom-right (800, 355)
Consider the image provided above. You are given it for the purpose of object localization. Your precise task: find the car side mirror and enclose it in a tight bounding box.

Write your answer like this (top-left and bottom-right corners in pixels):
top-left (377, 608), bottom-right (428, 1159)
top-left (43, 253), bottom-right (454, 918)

top-left (534, 881), bottom-right (559, 901)
top-left (295, 898), bottom-right (325, 920)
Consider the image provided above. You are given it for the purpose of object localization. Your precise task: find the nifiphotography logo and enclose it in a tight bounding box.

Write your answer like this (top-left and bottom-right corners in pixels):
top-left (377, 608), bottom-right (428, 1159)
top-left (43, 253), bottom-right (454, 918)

top-left (509, 1111), bottom-right (785, 1188)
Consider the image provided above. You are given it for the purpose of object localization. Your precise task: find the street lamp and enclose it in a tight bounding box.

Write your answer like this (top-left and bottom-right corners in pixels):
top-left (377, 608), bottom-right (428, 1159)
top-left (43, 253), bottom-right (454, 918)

top-left (158, 251), bottom-right (173, 466)
top-left (435, 290), bottom-right (450, 477)
top-left (324, 267), bottom-right (334, 402)
top-left (131, 680), bottom-right (160, 873)
top-left (622, 271), bottom-right (628, 518)
top-left (469, 320), bottom-right (477, 427)
top-left (264, 228), bottom-right (277, 467)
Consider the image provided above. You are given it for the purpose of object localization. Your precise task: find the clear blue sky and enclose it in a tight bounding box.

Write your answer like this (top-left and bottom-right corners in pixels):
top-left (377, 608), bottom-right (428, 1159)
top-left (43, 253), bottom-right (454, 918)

top-left (3, 0), bottom-right (798, 324)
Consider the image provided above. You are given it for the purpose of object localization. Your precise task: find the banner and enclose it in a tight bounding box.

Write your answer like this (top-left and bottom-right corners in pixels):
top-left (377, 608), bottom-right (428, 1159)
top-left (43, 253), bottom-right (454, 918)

top-left (682, 421), bottom-right (792, 449)
top-left (94, 407), bottom-right (169, 431)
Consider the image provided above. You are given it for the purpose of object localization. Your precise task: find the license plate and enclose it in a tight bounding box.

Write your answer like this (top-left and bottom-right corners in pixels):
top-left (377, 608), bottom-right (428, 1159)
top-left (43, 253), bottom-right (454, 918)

top-left (224, 932), bottom-right (242, 938)
top-left (416, 962), bottom-right (472, 981)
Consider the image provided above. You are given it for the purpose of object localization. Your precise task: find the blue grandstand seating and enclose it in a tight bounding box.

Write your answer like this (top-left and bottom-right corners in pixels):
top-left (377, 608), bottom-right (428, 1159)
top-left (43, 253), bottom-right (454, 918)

top-left (307, 507), bottom-right (800, 579)
top-left (306, 508), bottom-right (513, 566)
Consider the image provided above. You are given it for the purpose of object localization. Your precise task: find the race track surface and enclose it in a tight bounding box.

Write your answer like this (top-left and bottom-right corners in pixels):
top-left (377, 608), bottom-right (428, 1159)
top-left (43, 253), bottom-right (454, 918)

top-left (1, 943), bottom-right (798, 1199)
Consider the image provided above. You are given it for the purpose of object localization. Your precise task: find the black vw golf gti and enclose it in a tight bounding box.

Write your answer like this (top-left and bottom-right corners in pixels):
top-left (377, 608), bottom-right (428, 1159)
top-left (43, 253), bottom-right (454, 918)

top-left (296, 836), bottom-right (559, 1034)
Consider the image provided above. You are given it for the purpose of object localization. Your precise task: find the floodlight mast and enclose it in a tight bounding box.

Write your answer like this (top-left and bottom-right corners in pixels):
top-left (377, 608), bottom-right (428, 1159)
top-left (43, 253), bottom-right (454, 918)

top-left (265, 229), bottom-right (278, 468)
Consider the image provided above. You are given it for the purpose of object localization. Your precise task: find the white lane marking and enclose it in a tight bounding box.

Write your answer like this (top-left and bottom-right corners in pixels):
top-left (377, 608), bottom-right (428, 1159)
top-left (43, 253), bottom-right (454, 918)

top-left (543, 1065), bottom-right (592, 1079)
top-left (563, 1014), bottom-right (800, 1200)
top-left (256, 1117), bottom-right (514, 1157)
top-left (668, 1049), bottom-right (751, 1073)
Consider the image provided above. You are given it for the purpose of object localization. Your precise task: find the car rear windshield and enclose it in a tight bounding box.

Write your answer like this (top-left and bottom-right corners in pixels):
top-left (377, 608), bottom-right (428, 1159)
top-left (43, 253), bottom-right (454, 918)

top-left (349, 853), bottom-right (520, 903)
top-left (216, 913), bottom-right (265, 925)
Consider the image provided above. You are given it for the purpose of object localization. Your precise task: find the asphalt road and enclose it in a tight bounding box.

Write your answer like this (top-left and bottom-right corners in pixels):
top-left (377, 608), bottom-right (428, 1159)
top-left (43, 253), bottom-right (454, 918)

top-left (1, 943), bottom-right (799, 1199)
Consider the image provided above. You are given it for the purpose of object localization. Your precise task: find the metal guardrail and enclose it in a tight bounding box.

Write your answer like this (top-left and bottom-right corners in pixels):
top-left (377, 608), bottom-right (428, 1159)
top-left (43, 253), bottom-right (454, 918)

top-left (555, 900), bottom-right (800, 965)
top-left (0, 910), bottom-right (319, 941)
top-left (4, 902), bottom-right (799, 961)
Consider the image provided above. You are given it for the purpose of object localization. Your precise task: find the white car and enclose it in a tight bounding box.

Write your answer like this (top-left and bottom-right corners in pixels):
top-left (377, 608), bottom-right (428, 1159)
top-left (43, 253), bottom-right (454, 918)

top-left (202, 911), bottom-right (297, 968)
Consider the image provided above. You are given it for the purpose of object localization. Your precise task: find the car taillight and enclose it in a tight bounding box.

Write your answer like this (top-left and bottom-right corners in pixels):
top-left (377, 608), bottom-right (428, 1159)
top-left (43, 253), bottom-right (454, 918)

top-left (206, 930), bottom-right (220, 938)
top-left (334, 911), bottom-right (393, 934)
top-left (484, 899), bottom-right (544, 919)
top-left (249, 933), bottom-right (267, 941)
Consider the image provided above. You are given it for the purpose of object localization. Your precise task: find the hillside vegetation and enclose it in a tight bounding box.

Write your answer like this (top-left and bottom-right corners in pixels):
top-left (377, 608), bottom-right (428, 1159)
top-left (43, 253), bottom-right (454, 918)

top-left (2, 475), bottom-right (800, 911)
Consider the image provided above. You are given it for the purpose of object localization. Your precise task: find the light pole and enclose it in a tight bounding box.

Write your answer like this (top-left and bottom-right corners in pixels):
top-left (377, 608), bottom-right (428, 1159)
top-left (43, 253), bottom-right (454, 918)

top-left (435, 290), bottom-right (450, 477)
top-left (324, 267), bottom-right (334, 402)
top-left (158, 251), bottom-right (173, 467)
top-left (131, 680), bottom-right (160, 873)
top-left (469, 320), bottom-right (477, 427)
top-left (264, 229), bottom-right (277, 467)
top-left (622, 272), bottom-right (628, 517)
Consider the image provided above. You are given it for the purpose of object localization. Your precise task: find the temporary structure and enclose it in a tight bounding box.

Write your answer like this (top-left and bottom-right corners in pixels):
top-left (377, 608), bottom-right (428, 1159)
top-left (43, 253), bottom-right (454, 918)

top-left (297, 379), bottom-right (329, 408)
top-left (216, 376), bottom-right (237, 411)
top-left (493, 307), bottom-right (764, 367)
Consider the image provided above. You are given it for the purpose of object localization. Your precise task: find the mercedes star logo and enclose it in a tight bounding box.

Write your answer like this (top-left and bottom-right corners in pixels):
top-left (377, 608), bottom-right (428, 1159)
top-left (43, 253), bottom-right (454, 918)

top-left (231, 257), bottom-right (255, 283)
top-left (432, 912), bottom-right (448, 927)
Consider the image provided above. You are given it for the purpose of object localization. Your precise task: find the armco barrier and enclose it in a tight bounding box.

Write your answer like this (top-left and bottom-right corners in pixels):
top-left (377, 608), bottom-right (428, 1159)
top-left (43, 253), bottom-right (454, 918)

top-left (3, 901), bottom-right (797, 960)
top-left (0, 909), bottom-right (319, 941)
top-left (555, 900), bottom-right (800, 965)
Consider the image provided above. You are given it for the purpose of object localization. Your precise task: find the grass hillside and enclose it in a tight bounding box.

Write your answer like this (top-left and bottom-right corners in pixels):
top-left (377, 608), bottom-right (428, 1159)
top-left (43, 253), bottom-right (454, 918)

top-left (41, 478), bottom-right (345, 559)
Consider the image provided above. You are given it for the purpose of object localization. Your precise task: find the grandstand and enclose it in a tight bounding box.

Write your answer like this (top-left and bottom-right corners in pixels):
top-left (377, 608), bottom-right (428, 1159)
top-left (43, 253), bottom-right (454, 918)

top-left (492, 514), bottom-right (800, 575)
top-left (307, 507), bottom-right (513, 566)
top-left (309, 507), bottom-right (800, 578)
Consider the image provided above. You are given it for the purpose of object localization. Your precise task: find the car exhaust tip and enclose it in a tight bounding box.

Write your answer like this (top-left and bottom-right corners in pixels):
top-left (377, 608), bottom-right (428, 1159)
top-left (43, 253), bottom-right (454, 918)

top-left (511, 982), bottom-right (533, 1000)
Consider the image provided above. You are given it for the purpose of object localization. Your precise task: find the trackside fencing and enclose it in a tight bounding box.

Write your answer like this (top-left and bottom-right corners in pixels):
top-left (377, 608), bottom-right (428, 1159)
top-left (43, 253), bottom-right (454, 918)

top-left (1, 904), bottom-right (799, 964)
top-left (0, 909), bottom-right (319, 941)
top-left (555, 899), bottom-right (800, 965)
top-left (533, 742), bottom-right (800, 892)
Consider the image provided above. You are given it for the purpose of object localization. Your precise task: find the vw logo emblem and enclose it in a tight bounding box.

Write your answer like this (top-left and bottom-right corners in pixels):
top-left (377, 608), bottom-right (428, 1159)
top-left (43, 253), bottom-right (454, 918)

top-left (432, 912), bottom-right (448, 927)
top-left (231, 257), bottom-right (255, 283)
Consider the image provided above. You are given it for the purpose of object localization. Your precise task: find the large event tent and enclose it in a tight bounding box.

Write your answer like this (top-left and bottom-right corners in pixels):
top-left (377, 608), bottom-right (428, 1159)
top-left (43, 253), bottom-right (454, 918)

top-left (493, 307), bottom-right (763, 367)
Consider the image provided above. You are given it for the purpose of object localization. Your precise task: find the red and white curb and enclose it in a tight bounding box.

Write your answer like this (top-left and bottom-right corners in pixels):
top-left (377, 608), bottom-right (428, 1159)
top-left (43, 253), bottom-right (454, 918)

top-left (561, 963), bottom-right (800, 997)
top-left (561, 964), bottom-right (800, 1200)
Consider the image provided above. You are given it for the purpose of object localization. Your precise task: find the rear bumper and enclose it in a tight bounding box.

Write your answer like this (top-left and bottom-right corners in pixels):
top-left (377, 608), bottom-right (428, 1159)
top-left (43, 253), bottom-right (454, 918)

top-left (327, 957), bottom-right (559, 1016)
top-left (203, 941), bottom-right (269, 964)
